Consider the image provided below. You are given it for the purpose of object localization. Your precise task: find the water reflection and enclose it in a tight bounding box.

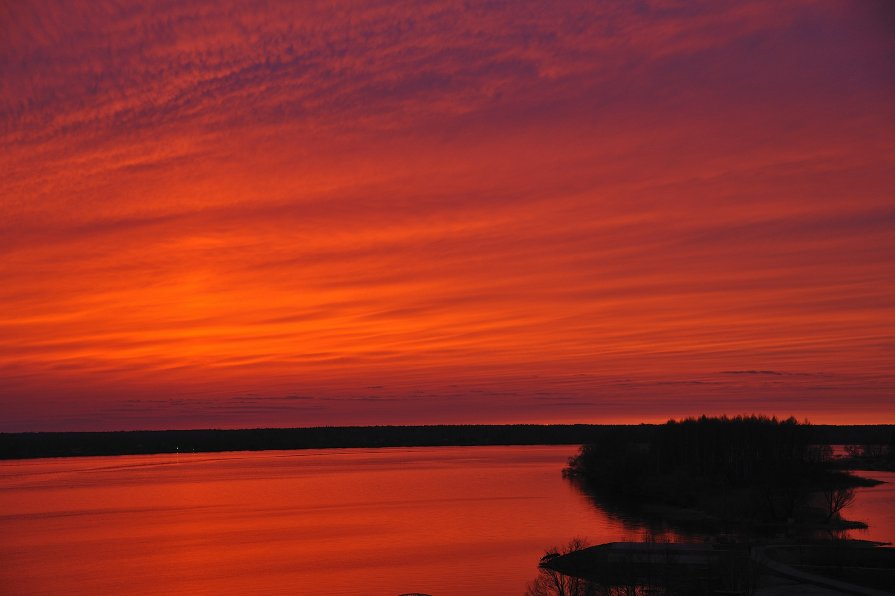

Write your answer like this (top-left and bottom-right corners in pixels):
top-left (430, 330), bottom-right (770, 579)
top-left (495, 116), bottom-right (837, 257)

top-left (1, 448), bottom-right (891, 596)
top-left (568, 469), bottom-right (894, 544)
top-left (0, 446), bottom-right (645, 596)
top-left (843, 470), bottom-right (895, 544)
top-left (566, 477), bottom-right (715, 542)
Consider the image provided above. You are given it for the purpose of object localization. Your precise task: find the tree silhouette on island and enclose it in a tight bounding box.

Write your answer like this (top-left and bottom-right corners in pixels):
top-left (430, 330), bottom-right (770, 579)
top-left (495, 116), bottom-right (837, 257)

top-left (530, 415), bottom-right (895, 595)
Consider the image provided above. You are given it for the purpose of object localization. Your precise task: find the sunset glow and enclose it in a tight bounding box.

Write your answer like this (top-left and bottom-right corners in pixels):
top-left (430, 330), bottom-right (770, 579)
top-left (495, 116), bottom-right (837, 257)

top-left (2, 1), bottom-right (893, 430)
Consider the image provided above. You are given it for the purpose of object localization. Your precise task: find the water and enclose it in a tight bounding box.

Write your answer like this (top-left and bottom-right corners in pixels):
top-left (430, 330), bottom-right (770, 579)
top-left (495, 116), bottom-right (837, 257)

top-left (0, 446), bottom-right (657, 595)
top-left (0, 447), bottom-right (891, 595)
top-left (849, 470), bottom-right (895, 545)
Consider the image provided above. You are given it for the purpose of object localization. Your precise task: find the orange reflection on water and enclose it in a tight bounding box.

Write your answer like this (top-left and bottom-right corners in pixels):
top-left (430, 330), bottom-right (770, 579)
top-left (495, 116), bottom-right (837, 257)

top-left (847, 470), bottom-right (895, 546)
top-left (0, 446), bottom-right (668, 595)
top-left (3, 448), bottom-right (891, 594)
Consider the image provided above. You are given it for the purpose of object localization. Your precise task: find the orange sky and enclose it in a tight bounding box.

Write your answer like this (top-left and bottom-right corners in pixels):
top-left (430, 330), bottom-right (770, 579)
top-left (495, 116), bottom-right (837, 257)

top-left (2, 1), bottom-right (894, 431)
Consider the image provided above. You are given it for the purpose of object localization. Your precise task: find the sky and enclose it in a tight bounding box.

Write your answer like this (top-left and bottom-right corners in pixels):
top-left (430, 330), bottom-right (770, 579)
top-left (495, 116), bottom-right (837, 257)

top-left (1, 0), bottom-right (894, 431)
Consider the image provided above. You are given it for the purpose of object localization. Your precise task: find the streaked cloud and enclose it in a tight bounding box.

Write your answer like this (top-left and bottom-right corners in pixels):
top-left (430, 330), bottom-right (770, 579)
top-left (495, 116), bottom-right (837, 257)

top-left (2, 0), bottom-right (893, 430)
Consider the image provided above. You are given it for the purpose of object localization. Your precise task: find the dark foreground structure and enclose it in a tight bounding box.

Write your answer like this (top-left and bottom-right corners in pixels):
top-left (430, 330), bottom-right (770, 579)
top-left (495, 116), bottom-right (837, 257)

top-left (538, 541), bottom-right (895, 595)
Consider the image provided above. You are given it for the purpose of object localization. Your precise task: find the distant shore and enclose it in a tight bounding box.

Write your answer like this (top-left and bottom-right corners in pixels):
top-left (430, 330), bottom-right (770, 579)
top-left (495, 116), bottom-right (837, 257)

top-left (2, 423), bottom-right (893, 460)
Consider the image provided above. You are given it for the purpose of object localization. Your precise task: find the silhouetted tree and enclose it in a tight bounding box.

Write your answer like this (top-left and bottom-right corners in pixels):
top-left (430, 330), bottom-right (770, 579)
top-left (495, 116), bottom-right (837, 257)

top-left (822, 486), bottom-right (856, 521)
top-left (527, 538), bottom-right (596, 596)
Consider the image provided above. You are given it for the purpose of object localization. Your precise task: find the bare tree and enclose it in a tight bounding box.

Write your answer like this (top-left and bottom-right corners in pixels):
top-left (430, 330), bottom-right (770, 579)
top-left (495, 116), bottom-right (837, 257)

top-left (822, 486), bottom-right (856, 521)
top-left (526, 538), bottom-right (597, 596)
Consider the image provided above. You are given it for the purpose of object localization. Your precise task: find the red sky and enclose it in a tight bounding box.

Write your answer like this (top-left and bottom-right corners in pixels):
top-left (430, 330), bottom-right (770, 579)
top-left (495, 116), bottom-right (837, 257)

top-left (2, 1), bottom-right (894, 431)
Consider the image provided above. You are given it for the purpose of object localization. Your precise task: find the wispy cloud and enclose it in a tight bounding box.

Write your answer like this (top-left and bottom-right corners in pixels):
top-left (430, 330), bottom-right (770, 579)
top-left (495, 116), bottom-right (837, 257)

top-left (1, 0), bottom-right (893, 430)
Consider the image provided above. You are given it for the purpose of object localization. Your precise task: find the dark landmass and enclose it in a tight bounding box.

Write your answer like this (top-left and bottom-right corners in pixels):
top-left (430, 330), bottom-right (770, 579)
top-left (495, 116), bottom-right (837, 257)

top-left (532, 540), bottom-right (758, 596)
top-left (530, 416), bottom-right (895, 595)
top-left (563, 416), bottom-right (892, 533)
top-left (762, 543), bottom-right (895, 592)
top-left (0, 424), bottom-right (628, 459)
top-left (532, 539), bottom-right (895, 595)
top-left (2, 421), bottom-right (893, 460)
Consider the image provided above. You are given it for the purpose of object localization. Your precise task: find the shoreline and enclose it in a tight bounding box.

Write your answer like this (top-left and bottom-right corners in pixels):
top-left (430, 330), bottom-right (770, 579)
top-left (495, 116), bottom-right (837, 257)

top-left (3, 423), bottom-right (893, 461)
top-left (0, 424), bottom-right (607, 460)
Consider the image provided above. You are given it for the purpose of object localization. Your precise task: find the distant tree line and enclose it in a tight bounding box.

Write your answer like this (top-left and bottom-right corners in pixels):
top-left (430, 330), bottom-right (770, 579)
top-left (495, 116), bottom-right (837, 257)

top-left (0, 424), bottom-right (619, 459)
top-left (1, 420), bottom-right (892, 461)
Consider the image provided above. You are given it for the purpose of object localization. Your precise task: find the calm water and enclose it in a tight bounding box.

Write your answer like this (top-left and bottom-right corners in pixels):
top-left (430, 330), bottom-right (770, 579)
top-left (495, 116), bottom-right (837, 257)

top-left (849, 470), bottom-right (895, 544)
top-left (0, 447), bottom-right (892, 595)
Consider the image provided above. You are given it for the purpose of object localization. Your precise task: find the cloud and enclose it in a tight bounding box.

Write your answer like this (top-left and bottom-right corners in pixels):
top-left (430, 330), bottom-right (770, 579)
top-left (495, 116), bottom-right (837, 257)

top-left (1, 0), bottom-right (893, 430)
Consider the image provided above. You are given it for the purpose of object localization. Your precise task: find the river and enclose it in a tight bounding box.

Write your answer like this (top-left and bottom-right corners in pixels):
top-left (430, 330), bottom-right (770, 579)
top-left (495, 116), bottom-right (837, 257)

top-left (0, 446), bottom-right (891, 595)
